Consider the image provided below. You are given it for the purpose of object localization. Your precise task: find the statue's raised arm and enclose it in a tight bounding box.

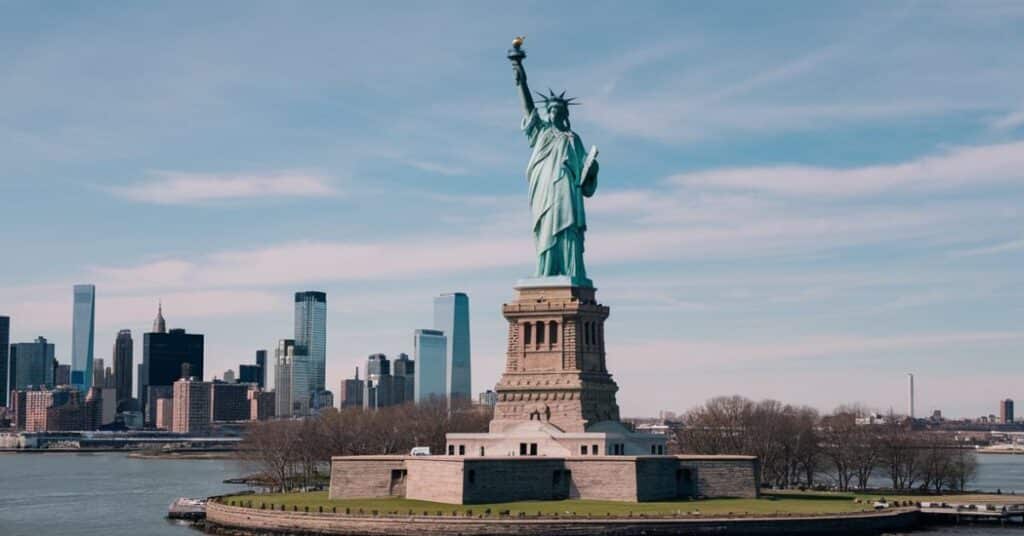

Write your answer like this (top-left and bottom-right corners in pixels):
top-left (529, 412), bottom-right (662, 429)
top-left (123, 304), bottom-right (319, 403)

top-left (508, 36), bottom-right (534, 117)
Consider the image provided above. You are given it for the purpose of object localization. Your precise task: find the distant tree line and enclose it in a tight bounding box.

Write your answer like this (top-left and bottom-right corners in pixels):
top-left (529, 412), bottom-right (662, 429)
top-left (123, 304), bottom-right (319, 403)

top-left (673, 395), bottom-right (978, 493)
top-left (242, 399), bottom-right (491, 491)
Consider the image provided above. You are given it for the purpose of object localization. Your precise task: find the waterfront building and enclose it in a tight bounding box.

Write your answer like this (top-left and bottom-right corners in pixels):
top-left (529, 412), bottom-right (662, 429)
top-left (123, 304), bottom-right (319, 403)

top-left (172, 378), bottom-right (211, 434)
top-left (294, 291), bottom-right (327, 393)
top-left (273, 339), bottom-right (295, 417)
top-left (155, 397), bottom-right (173, 430)
top-left (0, 316), bottom-right (8, 406)
top-left (248, 388), bottom-right (275, 420)
top-left (1001, 399), bottom-right (1015, 424)
top-left (9, 337), bottom-right (56, 390)
top-left (478, 389), bottom-right (497, 407)
top-left (210, 382), bottom-right (250, 421)
top-left (434, 292), bottom-right (471, 400)
top-left (139, 304), bottom-right (204, 425)
top-left (91, 387), bottom-right (117, 426)
top-left (414, 329), bottom-right (447, 403)
top-left (254, 349), bottom-right (267, 388)
top-left (55, 364), bottom-right (70, 386)
top-left (10, 390), bottom-right (27, 429)
top-left (113, 329), bottom-right (133, 411)
top-left (238, 364), bottom-right (261, 385)
top-left (145, 385), bottom-right (172, 425)
top-left (24, 386), bottom-right (93, 432)
top-left (339, 368), bottom-right (364, 409)
top-left (71, 284), bottom-right (96, 391)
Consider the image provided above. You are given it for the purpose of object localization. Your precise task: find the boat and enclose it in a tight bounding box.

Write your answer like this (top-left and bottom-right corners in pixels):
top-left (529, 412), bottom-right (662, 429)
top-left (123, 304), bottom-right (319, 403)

top-left (168, 497), bottom-right (207, 520)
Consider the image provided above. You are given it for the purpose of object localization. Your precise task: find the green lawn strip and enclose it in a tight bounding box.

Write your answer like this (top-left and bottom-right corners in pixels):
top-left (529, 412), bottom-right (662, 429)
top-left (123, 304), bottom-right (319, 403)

top-left (221, 491), bottom-right (874, 516)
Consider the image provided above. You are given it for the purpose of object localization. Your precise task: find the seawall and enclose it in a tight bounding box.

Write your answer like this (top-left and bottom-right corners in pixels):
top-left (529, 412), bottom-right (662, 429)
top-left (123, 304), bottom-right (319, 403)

top-left (204, 501), bottom-right (920, 536)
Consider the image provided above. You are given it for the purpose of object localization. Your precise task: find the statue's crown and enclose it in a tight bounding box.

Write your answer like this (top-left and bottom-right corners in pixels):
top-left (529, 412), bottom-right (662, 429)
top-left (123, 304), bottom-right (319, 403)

top-left (536, 89), bottom-right (580, 108)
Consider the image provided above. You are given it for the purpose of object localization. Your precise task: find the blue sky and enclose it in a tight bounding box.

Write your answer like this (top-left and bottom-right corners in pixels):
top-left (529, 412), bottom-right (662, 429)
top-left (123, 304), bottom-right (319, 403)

top-left (1, 1), bottom-right (1021, 418)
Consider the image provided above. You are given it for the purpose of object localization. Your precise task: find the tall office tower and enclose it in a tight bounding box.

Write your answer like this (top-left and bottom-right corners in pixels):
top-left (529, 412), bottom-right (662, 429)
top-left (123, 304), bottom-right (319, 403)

top-left (0, 316), bottom-right (9, 406)
top-left (92, 358), bottom-right (105, 388)
top-left (294, 291), bottom-right (327, 392)
top-left (1001, 399), bottom-right (1015, 424)
top-left (274, 339), bottom-right (296, 417)
top-left (339, 367), bottom-right (364, 409)
top-left (222, 369), bottom-right (236, 383)
top-left (136, 363), bottom-right (144, 399)
top-left (55, 364), bottom-right (70, 386)
top-left (113, 329), bottom-right (133, 411)
top-left (71, 284), bottom-right (96, 391)
top-left (140, 305), bottom-right (204, 425)
top-left (255, 349), bottom-right (267, 388)
top-left (392, 353), bottom-right (415, 404)
top-left (434, 292), bottom-right (471, 400)
top-left (9, 337), bottom-right (56, 389)
top-left (364, 354), bottom-right (392, 409)
top-left (414, 329), bottom-right (447, 403)
top-left (172, 378), bottom-right (211, 434)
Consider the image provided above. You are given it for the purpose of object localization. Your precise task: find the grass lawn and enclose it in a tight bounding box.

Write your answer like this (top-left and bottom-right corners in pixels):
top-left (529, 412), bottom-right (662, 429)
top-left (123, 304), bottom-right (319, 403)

top-left (221, 490), bottom-right (884, 517)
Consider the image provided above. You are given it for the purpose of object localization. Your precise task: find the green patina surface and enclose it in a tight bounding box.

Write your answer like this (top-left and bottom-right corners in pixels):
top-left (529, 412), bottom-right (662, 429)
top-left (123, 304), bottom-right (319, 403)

top-left (221, 491), bottom-right (887, 516)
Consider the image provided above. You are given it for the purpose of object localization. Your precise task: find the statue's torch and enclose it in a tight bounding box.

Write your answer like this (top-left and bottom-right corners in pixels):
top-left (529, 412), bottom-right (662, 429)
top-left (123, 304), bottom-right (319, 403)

top-left (508, 36), bottom-right (526, 85)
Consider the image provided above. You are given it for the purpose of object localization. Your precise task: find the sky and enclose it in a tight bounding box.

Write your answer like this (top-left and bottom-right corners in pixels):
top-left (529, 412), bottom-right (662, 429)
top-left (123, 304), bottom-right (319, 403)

top-left (0, 1), bottom-right (1021, 419)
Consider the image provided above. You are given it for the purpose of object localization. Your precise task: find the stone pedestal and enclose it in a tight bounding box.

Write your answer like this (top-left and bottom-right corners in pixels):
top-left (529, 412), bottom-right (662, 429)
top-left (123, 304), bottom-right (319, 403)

top-left (490, 282), bottom-right (620, 433)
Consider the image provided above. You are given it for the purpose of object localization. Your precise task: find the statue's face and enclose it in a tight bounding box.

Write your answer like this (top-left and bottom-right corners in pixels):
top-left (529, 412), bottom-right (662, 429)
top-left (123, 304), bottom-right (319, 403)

top-left (547, 104), bottom-right (569, 127)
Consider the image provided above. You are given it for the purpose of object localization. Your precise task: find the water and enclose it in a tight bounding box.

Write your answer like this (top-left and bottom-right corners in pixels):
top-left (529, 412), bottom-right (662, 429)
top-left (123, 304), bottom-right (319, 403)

top-left (0, 452), bottom-right (1023, 535)
top-left (0, 452), bottom-right (248, 536)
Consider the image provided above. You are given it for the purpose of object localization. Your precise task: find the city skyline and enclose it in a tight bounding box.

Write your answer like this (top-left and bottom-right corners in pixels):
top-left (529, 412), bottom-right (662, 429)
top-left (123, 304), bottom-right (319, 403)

top-left (0, 3), bottom-right (1022, 417)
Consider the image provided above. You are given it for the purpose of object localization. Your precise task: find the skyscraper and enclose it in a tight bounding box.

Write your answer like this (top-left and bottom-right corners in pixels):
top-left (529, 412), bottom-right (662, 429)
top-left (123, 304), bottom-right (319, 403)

top-left (71, 284), bottom-right (96, 391)
top-left (294, 291), bottom-right (327, 392)
top-left (140, 305), bottom-right (204, 425)
top-left (0, 316), bottom-right (9, 406)
top-left (113, 330), bottom-right (133, 411)
top-left (1001, 399), bottom-right (1015, 424)
top-left (255, 349), bottom-right (267, 388)
top-left (9, 337), bottom-right (56, 389)
top-left (340, 367), bottom-right (364, 409)
top-left (414, 329), bottom-right (447, 403)
top-left (393, 353), bottom-right (415, 404)
top-left (273, 339), bottom-right (296, 417)
top-left (92, 358), bottom-right (105, 388)
top-left (434, 292), bottom-right (470, 400)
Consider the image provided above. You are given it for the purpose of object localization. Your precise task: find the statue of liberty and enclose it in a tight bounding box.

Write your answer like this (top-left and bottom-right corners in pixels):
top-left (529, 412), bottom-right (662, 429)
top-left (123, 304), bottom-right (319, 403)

top-left (509, 37), bottom-right (598, 287)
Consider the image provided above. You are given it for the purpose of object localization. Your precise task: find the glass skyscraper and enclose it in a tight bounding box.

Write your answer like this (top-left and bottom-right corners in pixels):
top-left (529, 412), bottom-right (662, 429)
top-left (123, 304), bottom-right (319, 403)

top-left (113, 329), bottom-right (133, 411)
top-left (294, 291), bottom-right (327, 393)
top-left (433, 292), bottom-right (471, 400)
top-left (71, 284), bottom-right (96, 391)
top-left (0, 316), bottom-right (9, 406)
top-left (414, 329), bottom-right (447, 403)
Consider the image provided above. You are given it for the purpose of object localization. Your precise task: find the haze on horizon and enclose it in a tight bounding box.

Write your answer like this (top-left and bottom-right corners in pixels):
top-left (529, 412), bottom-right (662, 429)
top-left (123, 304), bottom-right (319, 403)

top-left (0, 1), bottom-right (1021, 419)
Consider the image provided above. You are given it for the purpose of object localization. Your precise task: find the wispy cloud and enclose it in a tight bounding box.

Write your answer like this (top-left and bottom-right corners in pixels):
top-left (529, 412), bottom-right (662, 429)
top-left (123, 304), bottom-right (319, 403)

top-left (669, 141), bottom-right (1024, 197)
top-left (991, 108), bottom-right (1024, 131)
top-left (950, 238), bottom-right (1024, 258)
top-left (109, 171), bottom-right (338, 205)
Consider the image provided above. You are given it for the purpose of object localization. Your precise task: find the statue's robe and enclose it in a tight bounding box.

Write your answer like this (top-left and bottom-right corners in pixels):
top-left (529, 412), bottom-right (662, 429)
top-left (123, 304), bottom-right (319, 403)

top-left (523, 109), bottom-right (597, 281)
